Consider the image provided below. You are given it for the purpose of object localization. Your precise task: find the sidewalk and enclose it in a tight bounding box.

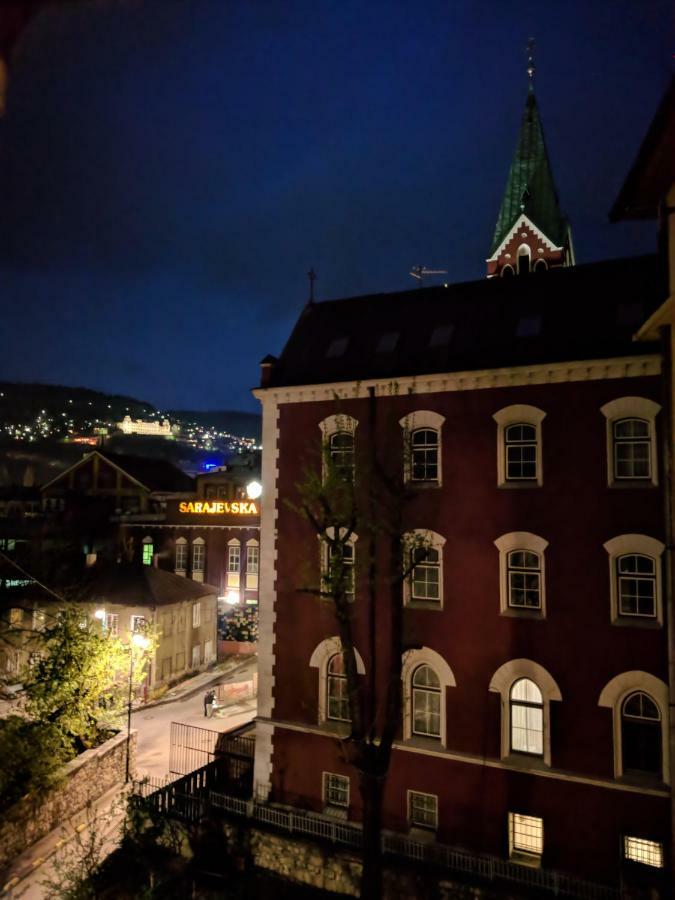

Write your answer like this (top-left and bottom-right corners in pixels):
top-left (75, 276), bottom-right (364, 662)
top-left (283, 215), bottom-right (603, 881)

top-left (138, 653), bottom-right (257, 711)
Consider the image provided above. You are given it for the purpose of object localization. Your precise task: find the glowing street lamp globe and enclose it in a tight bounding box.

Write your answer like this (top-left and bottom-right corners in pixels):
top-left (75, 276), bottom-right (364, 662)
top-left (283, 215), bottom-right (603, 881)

top-left (246, 480), bottom-right (262, 500)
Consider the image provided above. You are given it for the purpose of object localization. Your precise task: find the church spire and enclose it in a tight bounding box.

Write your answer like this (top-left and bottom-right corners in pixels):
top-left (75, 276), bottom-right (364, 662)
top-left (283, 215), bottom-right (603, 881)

top-left (487, 50), bottom-right (574, 278)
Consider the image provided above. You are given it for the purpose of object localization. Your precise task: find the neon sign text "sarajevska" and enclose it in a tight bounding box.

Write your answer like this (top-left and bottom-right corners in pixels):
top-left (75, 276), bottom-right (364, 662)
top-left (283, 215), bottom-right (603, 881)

top-left (179, 501), bottom-right (259, 515)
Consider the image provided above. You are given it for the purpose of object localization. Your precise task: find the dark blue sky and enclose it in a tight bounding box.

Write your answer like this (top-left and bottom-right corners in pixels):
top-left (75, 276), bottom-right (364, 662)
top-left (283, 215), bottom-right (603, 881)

top-left (0, 0), bottom-right (671, 413)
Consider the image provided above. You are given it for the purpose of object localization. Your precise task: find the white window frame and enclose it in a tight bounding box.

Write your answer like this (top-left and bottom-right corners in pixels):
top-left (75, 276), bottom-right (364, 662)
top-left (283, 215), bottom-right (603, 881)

top-left (32, 608), bottom-right (46, 631)
top-left (245, 539), bottom-right (259, 590)
top-left (398, 411), bottom-right (445, 486)
top-left (494, 532), bottom-right (548, 618)
top-left (309, 636), bottom-right (365, 726)
top-left (326, 653), bottom-right (350, 723)
top-left (402, 530), bottom-right (446, 609)
top-left (401, 647), bottom-right (456, 748)
top-left (598, 670), bottom-right (669, 784)
top-left (600, 397), bottom-right (660, 487)
top-left (105, 613), bottom-right (119, 637)
top-left (407, 790), bottom-right (438, 831)
top-left (492, 405), bottom-right (546, 487)
top-left (130, 614), bottom-right (146, 633)
top-left (508, 812), bottom-right (543, 865)
top-left (191, 644), bottom-right (201, 669)
top-left (191, 537), bottom-right (205, 582)
top-left (603, 534), bottom-right (664, 626)
top-left (623, 836), bottom-right (664, 868)
top-left (192, 602), bottom-right (201, 629)
top-left (489, 659), bottom-right (561, 767)
top-left (227, 538), bottom-right (241, 589)
top-left (323, 771), bottom-right (350, 814)
top-left (318, 414), bottom-right (358, 483)
top-left (175, 537), bottom-right (187, 574)
top-left (320, 528), bottom-right (358, 603)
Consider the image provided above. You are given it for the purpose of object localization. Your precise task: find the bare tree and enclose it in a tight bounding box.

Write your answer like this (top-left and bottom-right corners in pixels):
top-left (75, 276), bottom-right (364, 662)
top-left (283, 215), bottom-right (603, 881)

top-left (292, 398), bottom-right (431, 899)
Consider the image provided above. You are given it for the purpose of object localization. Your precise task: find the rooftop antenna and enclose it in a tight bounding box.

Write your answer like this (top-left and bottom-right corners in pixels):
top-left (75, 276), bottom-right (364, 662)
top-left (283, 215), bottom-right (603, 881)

top-left (410, 265), bottom-right (448, 287)
top-left (307, 267), bottom-right (317, 303)
top-left (526, 37), bottom-right (535, 91)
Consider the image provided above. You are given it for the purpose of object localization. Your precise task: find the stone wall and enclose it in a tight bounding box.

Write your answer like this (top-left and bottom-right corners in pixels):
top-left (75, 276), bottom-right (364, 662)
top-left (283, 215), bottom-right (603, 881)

top-left (218, 639), bottom-right (258, 656)
top-left (0, 729), bottom-right (136, 875)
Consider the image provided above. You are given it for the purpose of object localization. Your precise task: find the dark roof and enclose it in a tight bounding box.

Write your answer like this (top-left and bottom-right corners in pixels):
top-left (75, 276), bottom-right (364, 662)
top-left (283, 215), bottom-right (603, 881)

top-left (94, 452), bottom-right (194, 493)
top-left (265, 255), bottom-right (664, 390)
top-left (610, 76), bottom-right (675, 221)
top-left (491, 91), bottom-right (568, 254)
top-left (79, 564), bottom-right (218, 607)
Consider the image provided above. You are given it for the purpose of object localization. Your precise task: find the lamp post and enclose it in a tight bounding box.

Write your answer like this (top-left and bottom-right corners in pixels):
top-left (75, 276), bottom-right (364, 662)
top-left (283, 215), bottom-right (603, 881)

top-left (126, 632), bottom-right (150, 783)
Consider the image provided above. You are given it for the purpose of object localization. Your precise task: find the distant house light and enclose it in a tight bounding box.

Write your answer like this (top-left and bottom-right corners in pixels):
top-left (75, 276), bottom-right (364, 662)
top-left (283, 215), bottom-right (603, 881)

top-left (376, 332), bottom-right (399, 354)
top-left (429, 325), bottom-right (454, 348)
top-left (326, 337), bottom-right (349, 359)
top-left (516, 314), bottom-right (542, 338)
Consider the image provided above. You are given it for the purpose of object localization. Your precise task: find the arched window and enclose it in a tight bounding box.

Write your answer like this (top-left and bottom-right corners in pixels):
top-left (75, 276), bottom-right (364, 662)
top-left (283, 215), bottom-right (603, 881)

top-left (192, 537), bottom-right (205, 582)
top-left (321, 528), bottom-right (358, 603)
top-left (326, 653), bottom-right (350, 722)
top-left (621, 692), bottom-right (662, 778)
top-left (411, 429), bottom-right (439, 482)
top-left (493, 405), bottom-right (546, 487)
top-left (534, 259), bottom-right (547, 273)
top-left (510, 678), bottom-right (543, 756)
top-left (175, 537), bottom-right (187, 573)
top-left (507, 550), bottom-right (542, 610)
top-left (617, 554), bottom-right (656, 618)
top-left (399, 411), bottom-right (445, 486)
top-left (501, 264), bottom-right (515, 277)
top-left (613, 419), bottom-right (651, 480)
top-left (329, 432), bottom-right (355, 481)
top-left (402, 530), bottom-right (446, 609)
top-left (517, 244), bottom-right (531, 275)
top-left (600, 398), bottom-right (660, 487)
top-left (412, 665), bottom-right (441, 739)
top-left (598, 671), bottom-right (669, 783)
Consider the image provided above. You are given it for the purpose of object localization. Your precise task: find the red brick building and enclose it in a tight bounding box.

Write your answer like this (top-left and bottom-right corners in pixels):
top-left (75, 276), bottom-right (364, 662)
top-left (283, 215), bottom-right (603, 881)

top-left (252, 85), bottom-right (671, 895)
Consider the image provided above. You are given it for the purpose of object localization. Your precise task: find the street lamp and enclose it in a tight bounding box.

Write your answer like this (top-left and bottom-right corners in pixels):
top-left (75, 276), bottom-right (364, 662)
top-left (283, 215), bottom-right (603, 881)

top-left (246, 480), bottom-right (262, 500)
top-left (126, 632), bottom-right (150, 783)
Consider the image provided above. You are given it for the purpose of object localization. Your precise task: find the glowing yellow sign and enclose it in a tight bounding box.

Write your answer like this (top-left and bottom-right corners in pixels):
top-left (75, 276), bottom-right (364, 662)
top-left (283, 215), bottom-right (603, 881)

top-left (179, 501), bottom-right (259, 516)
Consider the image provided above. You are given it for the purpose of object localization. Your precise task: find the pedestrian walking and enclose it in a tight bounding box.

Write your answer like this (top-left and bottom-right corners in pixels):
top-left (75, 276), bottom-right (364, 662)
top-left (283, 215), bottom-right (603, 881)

top-left (203, 689), bottom-right (215, 717)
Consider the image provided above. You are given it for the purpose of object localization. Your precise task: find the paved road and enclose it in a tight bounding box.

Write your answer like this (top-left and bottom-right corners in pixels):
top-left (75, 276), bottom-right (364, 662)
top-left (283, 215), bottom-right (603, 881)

top-left (132, 654), bottom-right (258, 778)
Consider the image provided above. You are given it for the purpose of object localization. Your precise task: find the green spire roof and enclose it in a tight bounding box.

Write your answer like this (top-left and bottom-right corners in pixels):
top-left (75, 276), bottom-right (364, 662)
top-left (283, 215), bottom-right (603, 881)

top-left (490, 91), bottom-right (567, 255)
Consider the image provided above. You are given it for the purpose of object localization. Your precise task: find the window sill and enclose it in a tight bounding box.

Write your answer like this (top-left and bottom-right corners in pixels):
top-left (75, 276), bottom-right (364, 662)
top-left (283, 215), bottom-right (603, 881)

top-left (497, 482), bottom-right (541, 490)
top-left (500, 608), bottom-right (545, 621)
top-left (607, 481), bottom-right (657, 490)
top-left (405, 481), bottom-right (441, 490)
top-left (502, 753), bottom-right (548, 772)
top-left (611, 616), bottom-right (662, 629)
top-left (402, 735), bottom-right (443, 752)
top-left (321, 721), bottom-right (351, 739)
top-left (405, 601), bottom-right (443, 612)
top-left (617, 772), bottom-right (668, 790)
top-left (322, 805), bottom-right (348, 820)
top-left (409, 826), bottom-right (437, 843)
top-left (510, 852), bottom-right (542, 869)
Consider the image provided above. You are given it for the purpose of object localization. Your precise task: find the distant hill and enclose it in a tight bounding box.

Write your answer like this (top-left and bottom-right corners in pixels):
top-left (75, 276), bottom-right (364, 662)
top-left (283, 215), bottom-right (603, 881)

top-left (0, 381), bottom-right (156, 422)
top-left (168, 410), bottom-right (261, 441)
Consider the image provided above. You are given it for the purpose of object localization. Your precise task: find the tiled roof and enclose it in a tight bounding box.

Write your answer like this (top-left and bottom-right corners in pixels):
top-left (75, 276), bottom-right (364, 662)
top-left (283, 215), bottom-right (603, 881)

top-left (79, 564), bottom-right (218, 607)
top-left (490, 91), bottom-right (568, 254)
top-left (265, 255), bottom-right (664, 390)
top-left (95, 452), bottom-right (194, 493)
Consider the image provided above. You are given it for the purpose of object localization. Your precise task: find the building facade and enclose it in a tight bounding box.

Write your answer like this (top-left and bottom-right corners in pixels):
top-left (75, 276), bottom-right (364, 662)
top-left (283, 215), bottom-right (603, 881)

top-left (252, 83), bottom-right (672, 895)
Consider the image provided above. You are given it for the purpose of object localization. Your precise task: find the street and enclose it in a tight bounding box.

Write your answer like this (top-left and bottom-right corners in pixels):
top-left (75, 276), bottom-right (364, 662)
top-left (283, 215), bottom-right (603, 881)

top-left (132, 654), bottom-right (258, 778)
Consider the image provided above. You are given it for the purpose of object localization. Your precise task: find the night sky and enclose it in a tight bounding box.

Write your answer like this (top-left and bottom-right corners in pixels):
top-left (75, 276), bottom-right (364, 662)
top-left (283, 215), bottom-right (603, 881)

top-left (0, 0), bottom-right (671, 413)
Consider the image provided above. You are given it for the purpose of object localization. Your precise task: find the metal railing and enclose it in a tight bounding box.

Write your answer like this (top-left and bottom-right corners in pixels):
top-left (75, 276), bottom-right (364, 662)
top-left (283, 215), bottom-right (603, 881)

top-left (169, 721), bottom-right (255, 775)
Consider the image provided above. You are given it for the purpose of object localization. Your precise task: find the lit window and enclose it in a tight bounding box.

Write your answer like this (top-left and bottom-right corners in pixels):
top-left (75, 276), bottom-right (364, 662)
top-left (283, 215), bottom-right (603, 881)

top-left (329, 431), bottom-right (354, 481)
top-left (175, 538), bottom-right (187, 572)
top-left (621, 692), bottom-right (661, 778)
top-left (142, 537), bottom-right (153, 566)
top-left (624, 836), bottom-right (664, 868)
top-left (510, 678), bottom-right (543, 756)
top-left (323, 772), bottom-right (349, 809)
top-left (246, 545), bottom-right (259, 576)
top-left (9, 608), bottom-right (22, 627)
top-left (614, 419), bottom-right (651, 480)
top-left (192, 602), bottom-right (201, 630)
top-left (105, 613), bottom-right (119, 637)
top-left (505, 424), bottom-right (537, 480)
top-left (509, 812), bottom-right (543, 862)
top-left (227, 543), bottom-right (240, 573)
top-left (411, 429), bottom-right (439, 482)
top-left (412, 665), bottom-right (441, 739)
top-left (507, 551), bottom-right (541, 610)
top-left (32, 609), bottom-right (46, 631)
top-left (408, 791), bottom-right (438, 830)
top-left (617, 554), bottom-right (656, 618)
top-left (493, 406), bottom-right (545, 487)
top-left (600, 397), bottom-right (660, 488)
top-left (326, 653), bottom-right (350, 722)
top-left (131, 615), bottom-right (146, 633)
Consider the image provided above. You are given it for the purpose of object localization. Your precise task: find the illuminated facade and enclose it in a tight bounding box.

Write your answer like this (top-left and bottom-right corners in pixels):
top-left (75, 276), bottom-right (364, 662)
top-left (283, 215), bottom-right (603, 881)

top-left (117, 415), bottom-right (173, 437)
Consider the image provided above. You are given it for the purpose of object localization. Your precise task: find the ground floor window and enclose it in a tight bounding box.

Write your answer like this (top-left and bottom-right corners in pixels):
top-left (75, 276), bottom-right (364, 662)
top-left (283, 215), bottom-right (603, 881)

top-left (323, 772), bottom-right (349, 811)
top-left (623, 836), bottom-right (664, 868)
top-left (509, 812), bottom-right (543, 863)
top-left (408, 791), bottom-right (438, 830)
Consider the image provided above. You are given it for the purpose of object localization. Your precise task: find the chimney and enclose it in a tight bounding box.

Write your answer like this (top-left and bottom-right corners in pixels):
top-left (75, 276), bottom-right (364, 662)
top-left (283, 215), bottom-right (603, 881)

top-left (260, 355), bottom-right (277, 389)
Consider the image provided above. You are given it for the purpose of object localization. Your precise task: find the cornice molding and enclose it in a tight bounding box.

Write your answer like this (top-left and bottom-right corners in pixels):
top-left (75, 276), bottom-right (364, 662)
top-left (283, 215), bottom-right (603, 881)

top-left (253, 355), bottom-right (661, 407)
